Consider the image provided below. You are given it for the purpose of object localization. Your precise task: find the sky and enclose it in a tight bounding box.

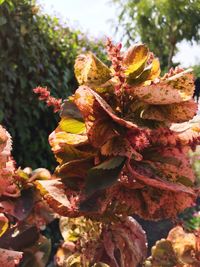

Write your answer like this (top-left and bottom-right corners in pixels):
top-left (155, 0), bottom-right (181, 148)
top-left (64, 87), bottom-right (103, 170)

top-left (37, 0), bottom-right (200, 67)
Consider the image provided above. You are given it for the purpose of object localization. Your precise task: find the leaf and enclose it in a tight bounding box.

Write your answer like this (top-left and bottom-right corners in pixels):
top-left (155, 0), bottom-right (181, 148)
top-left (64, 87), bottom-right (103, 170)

top-left (144, 240), bottom-right (177, 267)
top-left (49, 130), bottom-right (94, 164)
top-left (130, 69), bottom-right (194, 104)
top-left (74, 53), bottom-right (111, 87)
top-left (0, 223), bottom-right (39, 251)
top-left (57, 158), bottom-right (94, 188)
top-left (167, 226), bottom-right (197, 264)
top-left (13, 188), bottom-right (35, 220)
top-left (49, 130), bottom-right (88, 148)
top-left (101, 136), bottom-right (132, 157)
top-left (123, 43), bottom-right (149, 67)
top-left (103, 217), bottom-right (147, 267)
top-left (79, 190), bottom-right (106, 213)
top-left (170, 115), bottom-right (200, 145)
top-left (88, 87), bottom-right (139, 131)
top-left (123, 158), bottom-right (196, 220)
top-left (0, 248), bottom-right (23, 267)
top-left (85, 156), bottom-right (126, 196)
top-left (60, 100), bottom-right (83, 121)
top-left (145, 147), bottom-right (195, 184)
top-left (0, 213), bottom-right (8, 237)
top-left (59, 118), bottom-right (86, 134)
top-left (146, 58), bottom-right (161, 81)
top-left (36, 180), bottom-right (78, 217)
top-left (74, 86), bottom-right (117, 147)
top-left (127, 64), bottom-right (152, 85)
top-left (145, 226), bottom-right (200, 266)
top-left (141, 100), bottom-right (197, 123)
top-left (0, 189), bottom-right (36, 222)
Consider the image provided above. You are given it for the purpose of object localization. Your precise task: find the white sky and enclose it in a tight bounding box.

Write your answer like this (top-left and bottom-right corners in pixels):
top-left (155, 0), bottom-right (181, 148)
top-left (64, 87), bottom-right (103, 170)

top-left (37, 0), bottom-right (200, 67)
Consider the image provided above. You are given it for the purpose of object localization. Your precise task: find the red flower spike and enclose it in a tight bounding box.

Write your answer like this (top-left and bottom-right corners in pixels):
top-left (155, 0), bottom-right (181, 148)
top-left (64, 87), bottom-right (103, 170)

top-left (33, 86), bottom-right (62, 113)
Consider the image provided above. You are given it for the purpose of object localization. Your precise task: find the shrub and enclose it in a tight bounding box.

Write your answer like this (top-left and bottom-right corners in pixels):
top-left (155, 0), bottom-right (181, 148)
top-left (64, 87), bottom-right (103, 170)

top-left (1, 26), bottom-right (200, 265)
top-left (0, 0), bottom-right (106, 169)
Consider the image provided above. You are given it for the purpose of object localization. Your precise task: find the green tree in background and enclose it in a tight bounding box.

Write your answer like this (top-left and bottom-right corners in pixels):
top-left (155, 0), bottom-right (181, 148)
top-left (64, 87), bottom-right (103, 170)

top-left (0, 0), bottom-right (105, 169)
top-left (112, 0), bottom-right (200, 69)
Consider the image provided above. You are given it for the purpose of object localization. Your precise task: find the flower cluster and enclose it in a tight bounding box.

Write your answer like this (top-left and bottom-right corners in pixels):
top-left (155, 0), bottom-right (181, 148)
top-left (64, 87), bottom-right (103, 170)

top-left (33, 86), bottom-right (62, 112)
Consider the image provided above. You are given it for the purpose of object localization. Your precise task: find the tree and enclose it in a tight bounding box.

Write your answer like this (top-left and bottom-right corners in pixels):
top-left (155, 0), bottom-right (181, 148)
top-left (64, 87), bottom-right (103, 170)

top-left (112, 0), bottom-right (200, 69)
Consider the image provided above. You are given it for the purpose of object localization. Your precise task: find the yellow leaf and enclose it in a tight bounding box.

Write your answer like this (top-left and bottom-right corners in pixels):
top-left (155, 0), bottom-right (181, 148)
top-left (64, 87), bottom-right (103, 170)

top-left (0, 213), bottom-right (8, 237)
top-left (123, 43), bottom-right (149, 66)
top-left (59, 118), bottom-right (86, 134)
top-left (124, 44), bottom-right (149, 79)
top-left (74, 53), bottom-right (111, 87)
top-left (146, 58), bottom-right (161, 81)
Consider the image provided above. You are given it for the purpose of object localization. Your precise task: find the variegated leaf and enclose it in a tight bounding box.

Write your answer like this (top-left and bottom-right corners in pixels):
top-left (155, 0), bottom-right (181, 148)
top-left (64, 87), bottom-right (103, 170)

top-left (123, 43), bottom-right (148, 67)
top-left (74, 53), bottom-right (111, 86)
top-left (146, 57), bottom-right (161, 81)
top-left (0, 248), bottom-right (23, 267)
top-left (74, 86), bottom-right (117, 147)
top-left (49, 130), bottom-right (94, 164)
top-left (36, 179), bottom-right (78, 217)
top-left (141, 100), bottom-right (197, 123)
top-left (130, 69), bottom-right (194, 104)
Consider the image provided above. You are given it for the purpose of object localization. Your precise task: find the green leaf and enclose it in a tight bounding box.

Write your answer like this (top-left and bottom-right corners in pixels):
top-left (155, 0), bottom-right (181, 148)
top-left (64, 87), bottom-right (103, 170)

top-left (127, 65), bottom-right (152, 85)
top-left (59, 118), bottom-right (86, 134)
top-left (85, 156), bottom-right (126, 196)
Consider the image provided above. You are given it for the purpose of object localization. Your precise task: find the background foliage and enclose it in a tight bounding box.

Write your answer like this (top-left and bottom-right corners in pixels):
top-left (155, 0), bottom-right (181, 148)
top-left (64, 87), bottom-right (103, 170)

top-left (112, 0), bottom-right (200, 70)
top-left (0, 0), bottom-right (106, 170)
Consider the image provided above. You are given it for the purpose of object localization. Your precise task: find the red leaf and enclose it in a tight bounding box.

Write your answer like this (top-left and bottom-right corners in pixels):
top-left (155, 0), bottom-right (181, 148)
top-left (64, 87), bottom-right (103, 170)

top-left (0, 248), bottom-right (23, 267)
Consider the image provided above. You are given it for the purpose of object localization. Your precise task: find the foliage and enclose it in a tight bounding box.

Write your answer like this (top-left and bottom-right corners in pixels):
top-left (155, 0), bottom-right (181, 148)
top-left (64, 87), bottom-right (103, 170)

top-left (38, 41), bottom-right (199, 220)
top-left (145, 226), bottom-right (200, 266)
top-left (193, 65), bottom-right (200, 78)
top-left (1, 38), bottom-right (200, 266)
top-left (36, 40), bottom-right (200, 265)
top-left (0, 0), bottom-right (106, 169)
top-left (111, 0), bottom-right (200, 69)
top-left (56, 216), bottom-right (146, 267)
top-left (0, 124), bottom-right (56, 267)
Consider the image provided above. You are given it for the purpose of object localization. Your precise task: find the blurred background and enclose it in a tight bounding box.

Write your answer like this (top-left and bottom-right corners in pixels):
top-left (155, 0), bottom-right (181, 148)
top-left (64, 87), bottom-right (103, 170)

top-left (1, 0), bottom-right (200, 252)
